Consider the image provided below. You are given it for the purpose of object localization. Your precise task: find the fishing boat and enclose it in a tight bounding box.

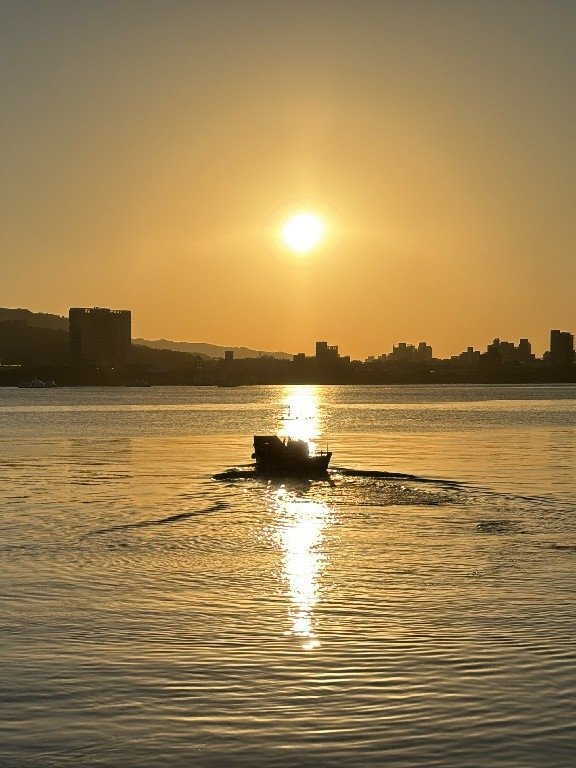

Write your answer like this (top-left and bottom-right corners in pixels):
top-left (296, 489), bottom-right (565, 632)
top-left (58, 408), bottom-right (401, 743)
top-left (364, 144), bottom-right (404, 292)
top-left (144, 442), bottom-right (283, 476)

top-left (252, 435), bottom-right (332, 477)
top-left (123, 380), bottom-right (152, 387)
top-left (18, 379), bottom-right (58, 388)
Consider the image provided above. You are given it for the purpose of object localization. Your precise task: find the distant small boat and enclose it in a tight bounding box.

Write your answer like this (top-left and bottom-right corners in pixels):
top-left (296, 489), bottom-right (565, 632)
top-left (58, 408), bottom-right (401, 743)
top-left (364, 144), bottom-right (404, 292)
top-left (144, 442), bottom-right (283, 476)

top-left (217, 380), bottom-right (241, 388)
top-left (124, 380), bottom-right (152, 387)
top-left (18, 379), bottom-right (58, 388)
top-left (252, 435), bottom-right (332, 477)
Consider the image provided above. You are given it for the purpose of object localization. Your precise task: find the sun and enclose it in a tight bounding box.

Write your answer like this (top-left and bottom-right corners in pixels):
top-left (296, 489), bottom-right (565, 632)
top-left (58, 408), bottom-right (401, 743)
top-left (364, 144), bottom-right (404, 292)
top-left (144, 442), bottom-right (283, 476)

top-left (281, 212), bottom-right (325, 254)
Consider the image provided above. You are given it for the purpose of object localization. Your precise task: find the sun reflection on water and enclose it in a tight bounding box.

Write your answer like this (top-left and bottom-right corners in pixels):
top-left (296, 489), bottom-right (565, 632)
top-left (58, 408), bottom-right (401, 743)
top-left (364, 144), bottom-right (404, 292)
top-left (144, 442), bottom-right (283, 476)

top-left (272, 486), bottom-right (334, 650)
top-left (279, 385), bottom-right (323, 454)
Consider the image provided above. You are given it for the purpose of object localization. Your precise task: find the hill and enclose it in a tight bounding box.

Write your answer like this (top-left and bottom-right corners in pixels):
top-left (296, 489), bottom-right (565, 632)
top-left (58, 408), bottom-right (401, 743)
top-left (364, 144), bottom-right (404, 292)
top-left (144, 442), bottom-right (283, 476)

top-left (133, 338), bottom-right (293, 360)
top-left (0, 308), bottom-right (68, 331)
top-left (0, 320), bottom-right (69, 366)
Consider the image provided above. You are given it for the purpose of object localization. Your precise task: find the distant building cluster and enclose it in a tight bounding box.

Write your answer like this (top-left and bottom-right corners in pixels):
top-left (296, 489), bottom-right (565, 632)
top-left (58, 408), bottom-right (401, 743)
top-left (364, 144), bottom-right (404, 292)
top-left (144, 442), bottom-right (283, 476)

top-left (443, 333), bottom-right (574, 370)
top-left (295, 329), bottom-right (574, 373)
top-left (366, 341), bottom-right (432, 364)
top-left (292, 340), bottom-right (350, 375)
top-left (451, 337), bottom-right (534, 368)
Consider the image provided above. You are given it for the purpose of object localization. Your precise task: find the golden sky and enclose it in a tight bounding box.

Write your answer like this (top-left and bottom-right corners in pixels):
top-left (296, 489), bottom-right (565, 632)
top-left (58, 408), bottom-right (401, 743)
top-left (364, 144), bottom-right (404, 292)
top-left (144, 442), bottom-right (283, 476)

top-left (1, 1), bottom-right (575, 358)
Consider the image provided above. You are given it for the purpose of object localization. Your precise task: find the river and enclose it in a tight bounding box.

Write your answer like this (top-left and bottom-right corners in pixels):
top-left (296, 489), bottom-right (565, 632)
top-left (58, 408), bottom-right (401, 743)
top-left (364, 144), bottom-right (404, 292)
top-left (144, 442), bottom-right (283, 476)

top-left (1, 384), bottom-right (575, 767)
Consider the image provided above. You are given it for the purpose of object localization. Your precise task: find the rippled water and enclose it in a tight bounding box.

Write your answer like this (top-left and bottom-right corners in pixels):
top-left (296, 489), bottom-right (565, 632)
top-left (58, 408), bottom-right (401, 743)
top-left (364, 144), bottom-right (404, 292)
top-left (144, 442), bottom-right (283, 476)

top-left (1, 385), bottom-right (576, 767)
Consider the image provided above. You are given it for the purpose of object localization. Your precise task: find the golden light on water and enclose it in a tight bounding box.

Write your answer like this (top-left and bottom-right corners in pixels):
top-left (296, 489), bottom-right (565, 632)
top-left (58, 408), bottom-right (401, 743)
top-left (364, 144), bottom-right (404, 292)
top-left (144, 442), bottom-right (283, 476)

top-left (273, 488), bottom-right (333, 650)
top-left (280, 385), bottom-right (322, 452)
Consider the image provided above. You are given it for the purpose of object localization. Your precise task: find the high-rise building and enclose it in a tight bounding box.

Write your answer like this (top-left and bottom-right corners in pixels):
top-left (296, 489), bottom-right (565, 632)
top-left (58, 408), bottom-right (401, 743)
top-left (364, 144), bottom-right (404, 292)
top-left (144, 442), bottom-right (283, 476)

top-left (415, 341), bottom-right (433, 362)
top-left (390, 342), bottom-right (415, 362)
top-left (69, 307), bottom-right (131, 367)
top-left (549, 330), bottom-right (574, 367)
top-left (315, 341), bottom-right (339, 361)
top-left (518, 338), bottom-right (533, 364)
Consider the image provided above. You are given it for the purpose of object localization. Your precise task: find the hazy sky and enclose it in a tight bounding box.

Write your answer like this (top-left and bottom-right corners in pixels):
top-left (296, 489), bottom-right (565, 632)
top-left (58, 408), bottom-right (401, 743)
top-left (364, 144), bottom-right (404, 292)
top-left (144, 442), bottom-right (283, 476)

top-left (1, 1), bottom-right (575, 358)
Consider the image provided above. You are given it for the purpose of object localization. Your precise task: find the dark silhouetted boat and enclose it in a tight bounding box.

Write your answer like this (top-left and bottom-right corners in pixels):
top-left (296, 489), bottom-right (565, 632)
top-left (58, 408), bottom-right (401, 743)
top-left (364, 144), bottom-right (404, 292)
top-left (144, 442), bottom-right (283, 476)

top-left (18, 379), bottom-right (58, 388)
top-left (123, 380), bottom-right (152, 387)
top-left (252, 435), bottom-right (332, 477)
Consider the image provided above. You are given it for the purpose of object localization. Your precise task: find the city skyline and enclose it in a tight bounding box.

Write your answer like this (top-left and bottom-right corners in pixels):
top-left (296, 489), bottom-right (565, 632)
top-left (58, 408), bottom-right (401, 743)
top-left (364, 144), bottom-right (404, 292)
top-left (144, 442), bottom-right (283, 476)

top-left (1, 304), bottom-right (573, 366)
top-left (297, 330), bottom-right (573, 366)
top-left (1, 2), bottom-right (576, 359)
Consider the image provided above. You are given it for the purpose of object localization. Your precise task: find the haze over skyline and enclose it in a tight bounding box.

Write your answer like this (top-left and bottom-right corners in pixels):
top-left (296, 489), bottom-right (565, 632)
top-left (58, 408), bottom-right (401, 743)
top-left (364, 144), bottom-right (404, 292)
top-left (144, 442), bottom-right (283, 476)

top-left (2, 1), bottom-right (575, 358)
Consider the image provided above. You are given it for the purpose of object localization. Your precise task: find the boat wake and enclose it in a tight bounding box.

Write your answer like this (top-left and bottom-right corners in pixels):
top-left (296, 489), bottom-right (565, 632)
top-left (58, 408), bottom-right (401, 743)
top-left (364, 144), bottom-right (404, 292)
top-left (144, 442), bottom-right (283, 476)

top-left (332, 466), bottom-right (463, 487)
top-left (213, 465), bottom-right (463, 508)
top-left (213, 465), bottom-right (463, 488)
top-left (86, 501), bottom-right (229, 536)
top-left (212, 465), bottom-right (571, 530)
top-left (213, 466), bottom-right (260, 481)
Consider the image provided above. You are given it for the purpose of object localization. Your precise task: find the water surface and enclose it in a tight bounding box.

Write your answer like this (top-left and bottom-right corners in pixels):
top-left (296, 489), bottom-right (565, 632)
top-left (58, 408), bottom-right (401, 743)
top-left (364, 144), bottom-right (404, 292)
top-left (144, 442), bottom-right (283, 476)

top-left (1, 385), bottom-right (575, 767)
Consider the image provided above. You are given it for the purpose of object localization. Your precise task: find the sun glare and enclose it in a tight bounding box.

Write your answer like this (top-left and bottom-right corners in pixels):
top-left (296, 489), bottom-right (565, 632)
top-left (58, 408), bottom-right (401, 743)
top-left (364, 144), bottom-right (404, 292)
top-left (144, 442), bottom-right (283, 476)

top-left (281, 212), bottom-right (325, 254)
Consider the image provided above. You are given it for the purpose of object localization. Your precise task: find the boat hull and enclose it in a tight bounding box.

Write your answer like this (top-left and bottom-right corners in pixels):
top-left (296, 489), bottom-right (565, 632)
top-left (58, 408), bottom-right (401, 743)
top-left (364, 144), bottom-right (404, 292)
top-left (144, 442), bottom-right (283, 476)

top-left (254, 453), bottom-right (332, 478)
top-left (252, 435), bottom-right (332, 478)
